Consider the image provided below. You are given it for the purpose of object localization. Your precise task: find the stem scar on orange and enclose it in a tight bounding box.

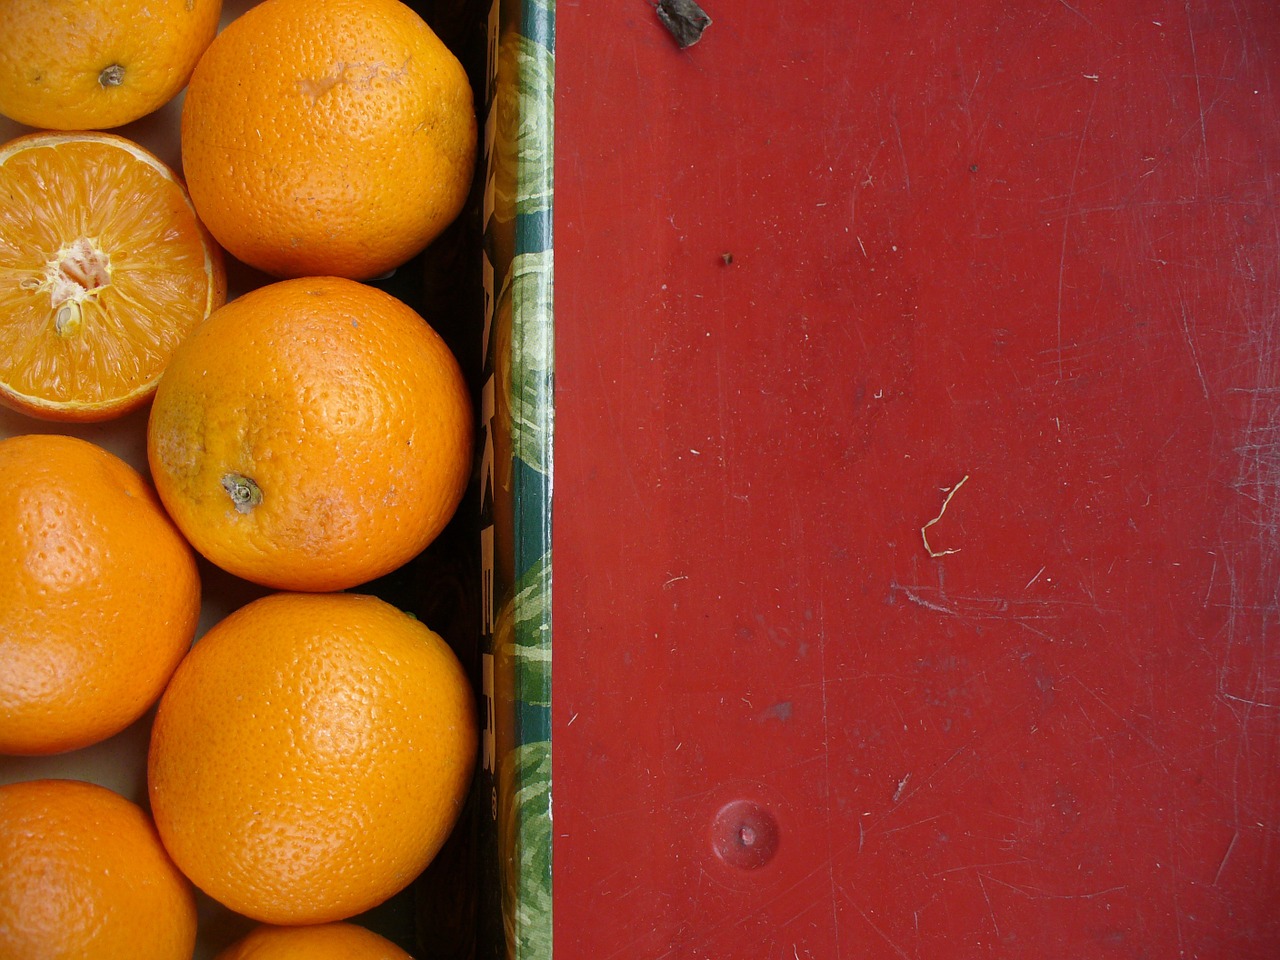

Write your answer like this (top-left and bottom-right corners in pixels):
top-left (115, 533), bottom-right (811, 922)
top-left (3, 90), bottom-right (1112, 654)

top-left (0, 131), bottom-right (226, 422)
top-left (0, 0), bottom-right (223, 131)
top-left (146, 276), bottom-right (473, 592)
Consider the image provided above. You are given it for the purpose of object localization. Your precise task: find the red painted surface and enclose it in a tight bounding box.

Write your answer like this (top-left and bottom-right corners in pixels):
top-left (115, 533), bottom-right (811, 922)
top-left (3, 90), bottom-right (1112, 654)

top-left (553, 1), bottom-right (1280, 956)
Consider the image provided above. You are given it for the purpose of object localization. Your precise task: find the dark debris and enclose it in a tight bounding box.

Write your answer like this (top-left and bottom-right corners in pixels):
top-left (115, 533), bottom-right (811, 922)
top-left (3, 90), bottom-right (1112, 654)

top-left (656, 0), bottom-right (712, 49)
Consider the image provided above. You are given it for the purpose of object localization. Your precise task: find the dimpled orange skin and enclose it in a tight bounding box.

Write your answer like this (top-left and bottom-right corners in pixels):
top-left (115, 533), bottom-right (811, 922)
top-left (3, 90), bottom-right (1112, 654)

top-left (0, 779), bottom-right (197, 960)
top-left (0, 0), bottom-right (222, 130)
top-left (0, 434), bottom-right (201, 756)
top-left (146, 276), bottom-right (473, 592)
top-left (180, 0), bottom-right (478, 280)
top-left (214, 922), bottom-right (416, 960)
top-left (147, 592), bottom-right (479, 925)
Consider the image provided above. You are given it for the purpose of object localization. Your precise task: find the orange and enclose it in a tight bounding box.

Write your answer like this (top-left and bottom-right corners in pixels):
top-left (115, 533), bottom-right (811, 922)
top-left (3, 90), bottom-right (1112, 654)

top-left (147, 276), bottom-right (473, 592)
top-left (0, 0), bottom-right (222, 130)
top-left (0, 434), bottom-right (201, 756)
top-left (147, 591), bottom-right (478, 925)
top-left (180, 0), bottom-right (478, 280)
top-left (214, 922), bottom-right (415, 960)
top-left (0, 131), bottom-right (226, 422)
top-left (0, 778), bottom-right (197, 960)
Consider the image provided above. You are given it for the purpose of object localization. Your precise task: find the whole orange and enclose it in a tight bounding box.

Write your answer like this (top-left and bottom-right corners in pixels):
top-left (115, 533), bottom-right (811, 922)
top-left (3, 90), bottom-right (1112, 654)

top-left (0, 434), bottom-right (201, 756)
top-left (180, 0), bottom-right (477, 280)
top-left (214, 922), bottom-right (415, 960)
top-left (0, 131), bottom-right (226, 422)
top-left (147, 591), bottom-right (478, 925)
top-left (0, 0), bottom-right (222, 130)
top-left (146, 276), bottom-right (473, 592)
top-left (0, 778), bottom-right (197, 960)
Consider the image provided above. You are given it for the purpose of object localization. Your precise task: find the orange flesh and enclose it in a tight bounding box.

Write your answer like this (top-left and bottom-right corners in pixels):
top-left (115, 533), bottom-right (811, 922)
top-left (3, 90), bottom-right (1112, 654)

top-left (0, 133), bottom-right (222, 419)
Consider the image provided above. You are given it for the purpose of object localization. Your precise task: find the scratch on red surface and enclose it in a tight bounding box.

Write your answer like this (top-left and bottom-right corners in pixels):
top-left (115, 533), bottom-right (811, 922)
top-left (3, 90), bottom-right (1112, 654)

top-left (1056, 0), bottom-right (1094, 28)
top-left (893, 584), bottom-right (957, 616)
top-left (1067, 675), bottom-right (1172, 766)
top-left (954, 53), bottom-right (985, 141)
top-left (984, 874), bottom-right (1128, 902)
top-left (1213, 829), bottom-right (1241, 885)
top-left (1177, 291), bottom-right (1212, 400)
top-left (1216, 175), bottom-right (1280, 742)
top-left (847, 896), bottom-right (912, 960)
top-left (1168, 831), bottom-right (1189, 954)
top-left (849, 140), bottom-right (884, 235)
top-left (889, 746), bottom-right (965, 811)
top-left (888, 96), bottom-right (911, 195)
top-left (815, 594), bottom-right (844, 959)
top-left (1055, 86), bottom-right (1098, 383)
top-left (879, 814), bottom-right (942, 839)
top-left (932, 858), bottom-right (1039, 880)
top-left (1184, 0), bottom-right (1210, 168)
top-left (888, 580), bottom-right (1099, 644)
top-left (976, 872), bottom-right (1001, 938)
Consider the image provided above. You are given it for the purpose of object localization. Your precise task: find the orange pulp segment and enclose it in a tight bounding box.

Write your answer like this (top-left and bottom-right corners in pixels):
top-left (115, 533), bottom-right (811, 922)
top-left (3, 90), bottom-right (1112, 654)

top-left (0, 131), bottom-right (225, 422)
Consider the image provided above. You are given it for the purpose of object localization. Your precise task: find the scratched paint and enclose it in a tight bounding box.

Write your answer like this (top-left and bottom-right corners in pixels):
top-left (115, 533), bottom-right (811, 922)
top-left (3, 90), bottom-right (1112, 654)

top-left (555, 0), bottom-right (1280, 957)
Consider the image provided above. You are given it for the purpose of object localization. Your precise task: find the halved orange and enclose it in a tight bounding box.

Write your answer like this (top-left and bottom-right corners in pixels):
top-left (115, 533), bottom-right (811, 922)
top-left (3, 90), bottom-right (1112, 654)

top-left (0, 131), bottom-right (225, 422)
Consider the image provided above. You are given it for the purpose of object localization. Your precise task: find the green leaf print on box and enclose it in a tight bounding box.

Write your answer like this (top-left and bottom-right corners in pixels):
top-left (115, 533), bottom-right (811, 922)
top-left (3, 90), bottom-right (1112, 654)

top-left (483, 0), bottom-right (553, 956)
top-left (500, 740), bottom-right (552, 960)
top-left (495, 29), bottom-right (554, 222)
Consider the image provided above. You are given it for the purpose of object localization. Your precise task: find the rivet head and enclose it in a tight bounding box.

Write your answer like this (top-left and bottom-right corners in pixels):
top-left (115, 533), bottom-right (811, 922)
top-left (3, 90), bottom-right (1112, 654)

top-left (710, 799), bottom-right (779, 870)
